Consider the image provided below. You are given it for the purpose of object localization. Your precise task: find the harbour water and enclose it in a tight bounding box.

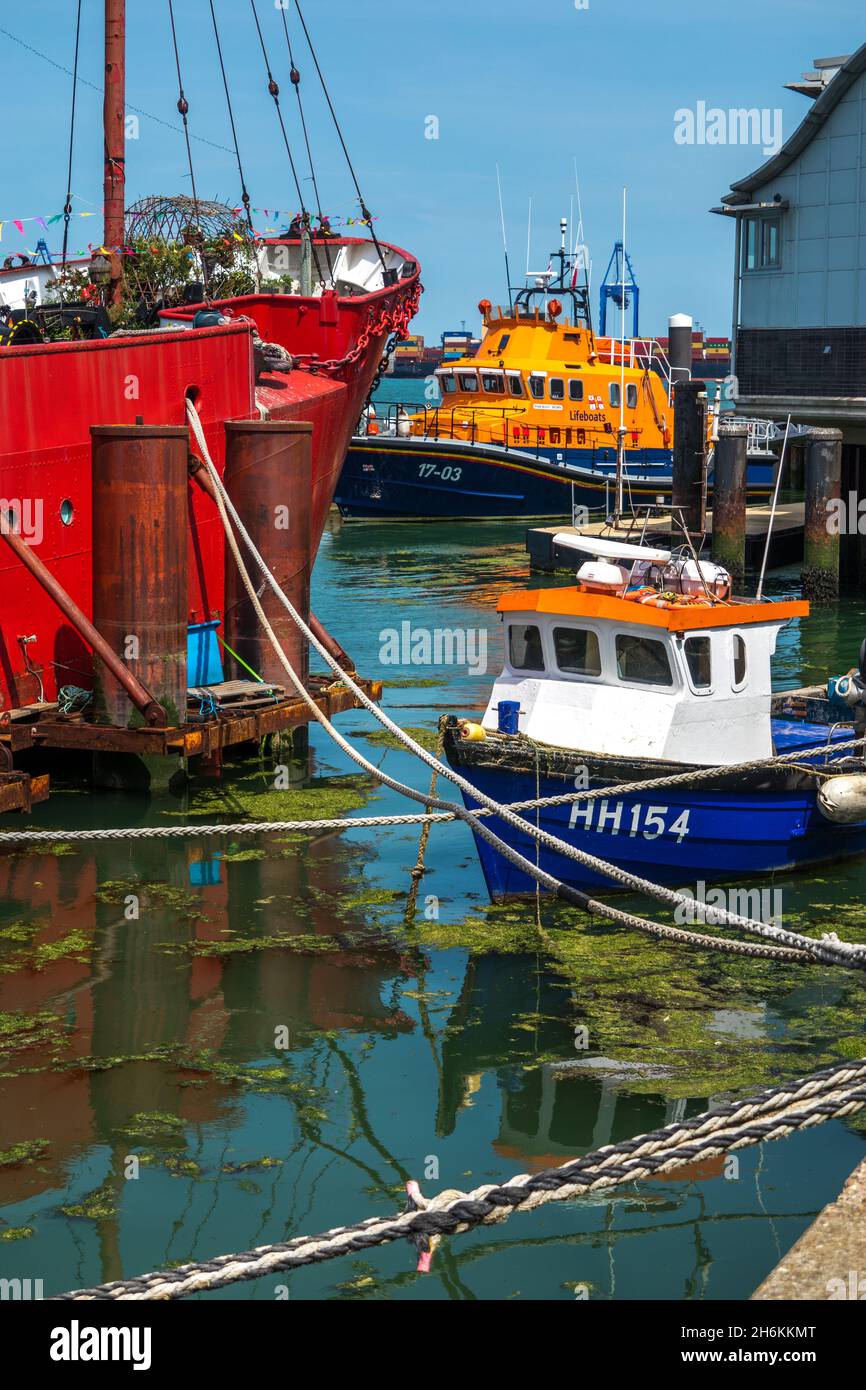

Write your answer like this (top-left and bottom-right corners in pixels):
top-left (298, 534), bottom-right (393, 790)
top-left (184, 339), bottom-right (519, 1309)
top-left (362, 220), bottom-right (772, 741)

top-left (2, 521), bottom-right (866, 1301)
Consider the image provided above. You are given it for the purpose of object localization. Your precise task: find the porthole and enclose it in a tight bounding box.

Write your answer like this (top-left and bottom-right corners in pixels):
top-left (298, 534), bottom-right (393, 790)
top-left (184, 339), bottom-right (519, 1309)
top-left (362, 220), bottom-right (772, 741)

top-left (60, 499), bottom-right (74, 526)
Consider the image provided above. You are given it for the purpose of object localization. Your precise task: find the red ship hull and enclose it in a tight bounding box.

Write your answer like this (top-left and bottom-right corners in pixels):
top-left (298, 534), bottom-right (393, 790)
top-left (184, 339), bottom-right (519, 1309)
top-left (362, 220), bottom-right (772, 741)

top-left (0, 239), bottom-right (420, 712)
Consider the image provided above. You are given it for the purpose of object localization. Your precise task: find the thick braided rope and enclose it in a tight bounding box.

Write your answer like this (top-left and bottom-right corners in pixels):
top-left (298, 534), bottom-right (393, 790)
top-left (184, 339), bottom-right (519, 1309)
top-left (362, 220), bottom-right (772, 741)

top-left (54, 1057), bottom-right (866, 1300)
top-left (1, 736), bottom-right (861, 847)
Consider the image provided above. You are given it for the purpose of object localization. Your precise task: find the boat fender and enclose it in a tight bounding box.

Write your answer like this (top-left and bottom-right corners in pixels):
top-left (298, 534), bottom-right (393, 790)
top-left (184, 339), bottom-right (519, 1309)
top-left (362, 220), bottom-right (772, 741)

top-left (817, 775), bottom-right (866, 825)
top-left (458, 721), bottom-right (486, 743)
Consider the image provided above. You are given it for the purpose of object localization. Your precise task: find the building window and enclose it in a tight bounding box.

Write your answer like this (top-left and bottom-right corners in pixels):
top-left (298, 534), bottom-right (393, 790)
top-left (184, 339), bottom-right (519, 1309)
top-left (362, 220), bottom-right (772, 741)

top-left (615, 633), bottom-right (673, 687)
top-left (553, 626), bottom-right (602, 676)
top-left (509, 624), bottom-right (545, 671)
top-left (549, 377), bottom-right (565, 400)
top-left (569, 379), bottom-right (584, 401)
top-left (744, 215), bottom-right (782, 271)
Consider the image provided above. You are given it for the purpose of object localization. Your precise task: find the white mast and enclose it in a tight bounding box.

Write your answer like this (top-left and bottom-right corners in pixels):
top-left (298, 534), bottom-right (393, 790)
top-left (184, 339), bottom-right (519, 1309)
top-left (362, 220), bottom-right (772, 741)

top-left (616, 187), bottom-right (628, 516)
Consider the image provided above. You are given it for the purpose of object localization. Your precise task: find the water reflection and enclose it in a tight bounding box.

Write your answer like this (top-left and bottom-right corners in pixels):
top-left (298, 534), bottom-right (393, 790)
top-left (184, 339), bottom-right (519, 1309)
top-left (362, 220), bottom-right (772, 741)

top-left (2, 527), bottom-right (866, 1300)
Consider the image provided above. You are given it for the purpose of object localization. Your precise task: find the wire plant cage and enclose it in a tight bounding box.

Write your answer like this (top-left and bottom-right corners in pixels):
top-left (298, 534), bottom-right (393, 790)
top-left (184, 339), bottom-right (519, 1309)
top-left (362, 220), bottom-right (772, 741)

top-left (123, 195), bottom-right (257, 309)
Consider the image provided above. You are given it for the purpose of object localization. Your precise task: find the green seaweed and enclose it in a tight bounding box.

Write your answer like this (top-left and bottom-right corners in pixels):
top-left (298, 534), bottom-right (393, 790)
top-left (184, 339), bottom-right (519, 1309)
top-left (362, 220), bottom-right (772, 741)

top-left (0, 1139), bottom-right (49, 1168)
top-left (355, 725), bottom-right (440, 754)
top-left (0, 1011), bottom-right (63, 1063)
top-left (60, 1181), bottom-right (118, 1222)
top-left (0, 1227), bottom-right (35, 1242)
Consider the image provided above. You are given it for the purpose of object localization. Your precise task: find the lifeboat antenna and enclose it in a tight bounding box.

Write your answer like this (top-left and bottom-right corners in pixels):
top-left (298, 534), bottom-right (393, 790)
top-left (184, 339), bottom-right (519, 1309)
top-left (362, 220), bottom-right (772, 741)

top-left (495, 164), bottom-right (513, 312)
top-left (103, 0), bottom-right (126, 308)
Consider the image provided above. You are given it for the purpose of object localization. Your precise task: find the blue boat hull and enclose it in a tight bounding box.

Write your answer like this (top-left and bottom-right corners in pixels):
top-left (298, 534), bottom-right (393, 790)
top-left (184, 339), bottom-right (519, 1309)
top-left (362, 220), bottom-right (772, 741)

top-left (445, 737), bottom-right (866, 898)
top-left (335, 435), bottom-right (775, 520)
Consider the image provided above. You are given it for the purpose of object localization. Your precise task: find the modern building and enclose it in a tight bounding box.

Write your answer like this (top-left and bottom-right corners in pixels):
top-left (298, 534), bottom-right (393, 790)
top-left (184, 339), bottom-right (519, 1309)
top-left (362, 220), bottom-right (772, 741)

top-left (713, 42), bottom-right (866, 442)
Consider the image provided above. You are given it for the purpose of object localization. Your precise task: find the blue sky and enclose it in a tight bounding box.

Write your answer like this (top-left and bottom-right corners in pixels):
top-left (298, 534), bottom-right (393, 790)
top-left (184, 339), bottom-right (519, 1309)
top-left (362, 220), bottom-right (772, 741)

top-left (1, 0), bottom-right (863, 339)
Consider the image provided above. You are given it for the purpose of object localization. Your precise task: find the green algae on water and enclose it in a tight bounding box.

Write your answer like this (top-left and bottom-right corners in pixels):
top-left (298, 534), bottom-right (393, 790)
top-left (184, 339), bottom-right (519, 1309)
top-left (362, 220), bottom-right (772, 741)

top-left (0, 1227), bottom-right (35, 1242)
top-left (0, 1139), bottom-right (49, 1168)
top-left (0, 1011), bottom-right (63, 1063)
top-left (355, 725), bottom-right (440, 754)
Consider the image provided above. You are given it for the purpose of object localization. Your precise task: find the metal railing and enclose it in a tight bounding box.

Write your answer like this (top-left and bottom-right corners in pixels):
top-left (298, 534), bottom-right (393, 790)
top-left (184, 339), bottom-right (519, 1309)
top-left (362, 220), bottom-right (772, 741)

top-left (594, 335), bottom-right (677, 399)
top-left (356, 403), bottom-right (675, 482)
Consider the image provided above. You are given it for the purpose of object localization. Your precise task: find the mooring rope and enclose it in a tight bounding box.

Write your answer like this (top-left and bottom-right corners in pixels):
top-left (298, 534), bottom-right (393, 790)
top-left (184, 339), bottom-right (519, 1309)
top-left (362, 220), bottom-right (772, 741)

top-left (52, 1056), bottom-right (866, 1300)
top-left (180, 402), bottom-right (866, 972)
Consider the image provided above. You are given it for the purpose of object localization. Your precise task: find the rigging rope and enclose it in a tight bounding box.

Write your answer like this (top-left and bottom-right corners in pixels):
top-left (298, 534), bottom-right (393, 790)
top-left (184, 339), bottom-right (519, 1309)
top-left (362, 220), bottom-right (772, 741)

top-left (279, 3), bottom-right (334, 283)
top-left (52, 1055), bottom-right (866, 1298)
top-left (248, 0), bottom-right (325, 288)
top-left (291, 0), bottom-right (388, 274)
top-left (167, 0), bottom-right (209, 297)
top-left (61, 0), bottom-right (83, 268)
top-left (208, 0), bottom-right (256, 245)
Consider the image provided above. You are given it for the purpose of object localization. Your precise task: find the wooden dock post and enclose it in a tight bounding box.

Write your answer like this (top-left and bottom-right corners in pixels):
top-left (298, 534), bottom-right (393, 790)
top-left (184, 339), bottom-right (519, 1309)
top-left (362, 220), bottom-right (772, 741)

top-left (803, 426), bottom-right (842, 603)
top-left (711, 417), bottom-right (748, 585)
top-left (671, 379), bottom-right (707, 538)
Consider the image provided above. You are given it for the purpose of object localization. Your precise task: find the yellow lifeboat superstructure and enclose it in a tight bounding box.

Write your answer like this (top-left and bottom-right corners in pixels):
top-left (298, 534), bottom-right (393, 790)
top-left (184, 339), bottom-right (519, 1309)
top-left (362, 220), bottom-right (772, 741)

top-left (411, 299), bottom-right (677, 459)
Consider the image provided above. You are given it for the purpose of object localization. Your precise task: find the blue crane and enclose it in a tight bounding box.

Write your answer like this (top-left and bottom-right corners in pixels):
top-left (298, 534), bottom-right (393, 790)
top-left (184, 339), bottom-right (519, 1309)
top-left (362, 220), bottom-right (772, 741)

top-left (598, 241), bottom-right (639, 338)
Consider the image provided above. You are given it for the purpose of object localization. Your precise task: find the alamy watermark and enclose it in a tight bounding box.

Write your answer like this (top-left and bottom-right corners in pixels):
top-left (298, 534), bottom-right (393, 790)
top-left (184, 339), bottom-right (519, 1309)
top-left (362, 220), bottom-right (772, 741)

top-left (379, 622), bottom-right (488, 676)
top-left (674, 102), bottom-right (783, 157)
top-left (0, 498), bottom-right (44, 546)
top-left (674, 880), bottom-right (782, 929)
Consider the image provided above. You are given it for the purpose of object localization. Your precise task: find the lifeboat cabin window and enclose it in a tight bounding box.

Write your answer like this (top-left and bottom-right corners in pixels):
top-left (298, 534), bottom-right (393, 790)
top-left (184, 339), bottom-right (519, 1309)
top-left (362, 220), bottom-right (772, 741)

top-left (569, 379), bottom-right (584, 401)
top-left (615, 633), bottom-right (673, 687)
top-left (732, 633), bottom-right (747, 689)
top-left (458, 372), bottom-right (478, 392)
top-left (440, 373), bottom-right (457, 394)
top-left (684, 635), bottom-right (712, 690)
top-left (609, 382), bottom-right (621, 408)
top-left (553, 626), bottom-right (602, 677)
top-left (507, 373), bottom-right (524, 397)
top-left (508, 624), bottom-right (545, 672)
top-left (529, 374), bottom-right (546, 399)
top-left (549, 378), bottom-right (565, 400)
top-left (626, 383), bottom-right (638, 408)
top-left (482, 372), bottom-right (505, 394)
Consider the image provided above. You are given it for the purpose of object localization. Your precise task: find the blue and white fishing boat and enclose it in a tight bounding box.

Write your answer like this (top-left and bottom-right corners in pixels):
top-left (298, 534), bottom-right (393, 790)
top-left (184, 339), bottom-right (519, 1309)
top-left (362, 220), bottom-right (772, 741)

top-left (444, 534), bottom-right (866, 897)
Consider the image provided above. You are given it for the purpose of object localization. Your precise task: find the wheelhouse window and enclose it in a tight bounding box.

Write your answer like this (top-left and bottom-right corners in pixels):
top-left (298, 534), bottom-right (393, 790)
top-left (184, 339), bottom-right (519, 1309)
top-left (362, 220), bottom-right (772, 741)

top-left (744, 214), bottom-right (782, 271)
top-left (529, 375), bottom-right (545, 400)
top-left (569, 379), bottom-right (584, 401)
top-left (507, 373), bottom-right (524, 397)
top-left (549, 377), bottom-right (565, 400)
top-left (481, 372), bottom-right (505, 394)
top-left (509, 624), bottom-right (545, 671)
top-left (684, 635), bottom-right (712, 689)
top-left (733, 633), bottom-right (747, 687)
top-left (440, 373), bottom-right (457, 394)
top-left (458, 372), bottom-right (478, 392)
top-left (615, 633), bottom-right (673, 687)
top-left (609, 382), bottom-right (621, 408)
top-left (626, 382), bottom-right (638, 408)
top-left (553, 626), bottom-right (601, 677)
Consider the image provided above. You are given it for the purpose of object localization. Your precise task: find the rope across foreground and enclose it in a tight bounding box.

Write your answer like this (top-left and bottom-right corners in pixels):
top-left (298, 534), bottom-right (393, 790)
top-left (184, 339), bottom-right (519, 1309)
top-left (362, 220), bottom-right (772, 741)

top-left (53, 1056), bottom-right (866, 1300)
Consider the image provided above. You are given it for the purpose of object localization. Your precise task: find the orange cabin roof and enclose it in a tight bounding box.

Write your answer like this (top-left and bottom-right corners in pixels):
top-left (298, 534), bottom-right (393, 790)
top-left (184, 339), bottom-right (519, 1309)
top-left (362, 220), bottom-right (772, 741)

top-left (497, 588), bottom-right (810, 633)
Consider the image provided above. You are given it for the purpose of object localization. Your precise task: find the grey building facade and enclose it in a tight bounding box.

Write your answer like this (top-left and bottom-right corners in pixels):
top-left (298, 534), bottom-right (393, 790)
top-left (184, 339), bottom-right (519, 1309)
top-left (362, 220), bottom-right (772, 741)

top-left (716, 43), bottom-right (866, 438)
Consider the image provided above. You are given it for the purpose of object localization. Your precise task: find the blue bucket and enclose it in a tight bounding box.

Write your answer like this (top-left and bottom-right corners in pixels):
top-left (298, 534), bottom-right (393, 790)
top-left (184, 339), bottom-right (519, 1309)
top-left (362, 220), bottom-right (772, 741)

top-left (497, 700), bottom-right (521, 735)
top-left (188, 620), bottom-right (224, 687)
